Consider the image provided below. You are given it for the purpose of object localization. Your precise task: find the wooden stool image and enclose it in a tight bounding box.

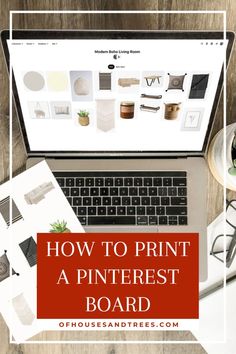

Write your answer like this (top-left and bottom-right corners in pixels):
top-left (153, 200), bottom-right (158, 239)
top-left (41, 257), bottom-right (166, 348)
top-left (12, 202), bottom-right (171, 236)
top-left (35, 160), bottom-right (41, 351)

top-left (164, 103), bottom-right (181, 120)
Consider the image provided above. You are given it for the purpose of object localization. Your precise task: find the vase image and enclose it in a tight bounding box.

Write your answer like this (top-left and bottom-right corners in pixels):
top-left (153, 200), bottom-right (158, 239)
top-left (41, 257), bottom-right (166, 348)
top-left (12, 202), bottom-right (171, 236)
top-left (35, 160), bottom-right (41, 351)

top-left (78, 110), bottom-right (90, 126)
top-left (164, 103), bottom-right (181, 120)
top-left (74, 77), bottom-right (90, 96)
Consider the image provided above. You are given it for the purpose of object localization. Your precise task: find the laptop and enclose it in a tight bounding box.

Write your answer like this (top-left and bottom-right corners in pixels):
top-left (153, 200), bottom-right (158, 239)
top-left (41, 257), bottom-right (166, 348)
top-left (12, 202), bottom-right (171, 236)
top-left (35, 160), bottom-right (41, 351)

top-left (1, 30), bottom-right (235, 282)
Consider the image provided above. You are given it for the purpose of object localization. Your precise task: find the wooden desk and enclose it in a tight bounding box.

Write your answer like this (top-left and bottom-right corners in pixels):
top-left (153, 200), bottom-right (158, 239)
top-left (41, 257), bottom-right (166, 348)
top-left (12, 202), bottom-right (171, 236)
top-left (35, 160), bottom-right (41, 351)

top-left (0, 1), bottom-right (235, 353)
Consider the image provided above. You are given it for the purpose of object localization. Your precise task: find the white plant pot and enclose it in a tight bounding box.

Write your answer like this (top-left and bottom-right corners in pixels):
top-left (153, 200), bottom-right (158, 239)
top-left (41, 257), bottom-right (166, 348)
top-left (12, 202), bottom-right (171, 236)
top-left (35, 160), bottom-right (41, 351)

top-left (208, 123), bottom-right (236, 191)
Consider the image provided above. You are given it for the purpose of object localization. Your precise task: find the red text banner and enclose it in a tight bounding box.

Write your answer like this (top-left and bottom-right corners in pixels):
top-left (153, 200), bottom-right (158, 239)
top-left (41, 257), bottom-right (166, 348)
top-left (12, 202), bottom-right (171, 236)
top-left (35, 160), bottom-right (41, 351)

top-left (37, 233), bottom-right (199, 319)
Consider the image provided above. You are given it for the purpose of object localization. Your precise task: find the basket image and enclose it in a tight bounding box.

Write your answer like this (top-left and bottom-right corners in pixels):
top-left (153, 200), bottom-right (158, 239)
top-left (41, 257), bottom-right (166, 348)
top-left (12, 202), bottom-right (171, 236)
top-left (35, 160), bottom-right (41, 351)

top-left (78, 110), bottom-right (90, 126)
top-left (164, 103), bottom-right (181, 120)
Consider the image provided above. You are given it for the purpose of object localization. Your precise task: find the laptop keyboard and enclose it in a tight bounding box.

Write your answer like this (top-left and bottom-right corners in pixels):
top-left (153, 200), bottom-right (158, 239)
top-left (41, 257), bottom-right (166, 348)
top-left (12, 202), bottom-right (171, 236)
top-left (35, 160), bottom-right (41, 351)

top-left (53, 172), bottom-right (188, 227)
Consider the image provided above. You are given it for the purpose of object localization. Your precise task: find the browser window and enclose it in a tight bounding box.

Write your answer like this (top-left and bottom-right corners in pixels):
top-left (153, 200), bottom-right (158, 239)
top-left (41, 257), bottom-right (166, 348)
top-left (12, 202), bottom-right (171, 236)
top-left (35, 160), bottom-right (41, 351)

top-left (8, 39), bottom-right (226, 152)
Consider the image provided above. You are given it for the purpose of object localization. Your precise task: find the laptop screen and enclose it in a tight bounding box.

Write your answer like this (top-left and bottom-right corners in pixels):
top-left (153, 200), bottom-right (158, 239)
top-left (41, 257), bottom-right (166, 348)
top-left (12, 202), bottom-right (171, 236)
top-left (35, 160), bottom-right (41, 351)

top-left (8, 36), bottom-right (227, 153)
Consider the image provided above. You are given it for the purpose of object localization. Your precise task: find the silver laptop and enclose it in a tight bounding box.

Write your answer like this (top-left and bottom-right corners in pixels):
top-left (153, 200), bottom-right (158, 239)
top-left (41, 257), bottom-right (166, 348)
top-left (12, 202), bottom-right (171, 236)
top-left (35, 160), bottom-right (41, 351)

top-left (1, 30), bottom-right (235, 282)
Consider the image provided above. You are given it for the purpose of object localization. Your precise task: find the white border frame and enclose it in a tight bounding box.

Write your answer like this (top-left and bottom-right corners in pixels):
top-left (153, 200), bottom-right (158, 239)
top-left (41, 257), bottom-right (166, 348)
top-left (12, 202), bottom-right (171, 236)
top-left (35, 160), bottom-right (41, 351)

top-left (8, 9), bottom-right (227, 345)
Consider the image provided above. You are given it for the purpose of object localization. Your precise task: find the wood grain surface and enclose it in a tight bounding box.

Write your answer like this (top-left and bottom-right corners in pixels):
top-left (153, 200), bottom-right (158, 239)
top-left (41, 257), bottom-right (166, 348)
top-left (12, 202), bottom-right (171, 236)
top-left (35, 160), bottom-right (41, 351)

top-left (0, 0), bottom-right (235, 353)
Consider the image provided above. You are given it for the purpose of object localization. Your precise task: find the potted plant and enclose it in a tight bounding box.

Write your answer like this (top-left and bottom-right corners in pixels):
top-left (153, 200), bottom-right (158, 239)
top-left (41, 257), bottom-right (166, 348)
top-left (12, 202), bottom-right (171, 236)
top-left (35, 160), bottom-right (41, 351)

top-left (208, 123), bottom-right (236, 191)
top-left (50, 220), bottom-right (71, 233)
top-left (229, 131), bottom-right (236, 175)
top-left (78, 110), bottom-right (89, 126)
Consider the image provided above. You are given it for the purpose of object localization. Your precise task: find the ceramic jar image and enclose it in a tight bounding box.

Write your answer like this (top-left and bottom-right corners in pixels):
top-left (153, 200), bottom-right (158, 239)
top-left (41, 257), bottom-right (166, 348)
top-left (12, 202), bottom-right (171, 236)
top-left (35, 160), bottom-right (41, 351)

top-left (120, 101), bottom-right (135, 119)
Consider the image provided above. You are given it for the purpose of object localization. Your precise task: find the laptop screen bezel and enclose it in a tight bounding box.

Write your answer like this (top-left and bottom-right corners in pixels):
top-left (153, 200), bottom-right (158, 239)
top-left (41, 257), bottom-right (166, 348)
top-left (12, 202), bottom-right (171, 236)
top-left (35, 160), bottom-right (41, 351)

top-left (1, 30), bottom-right (234, 157)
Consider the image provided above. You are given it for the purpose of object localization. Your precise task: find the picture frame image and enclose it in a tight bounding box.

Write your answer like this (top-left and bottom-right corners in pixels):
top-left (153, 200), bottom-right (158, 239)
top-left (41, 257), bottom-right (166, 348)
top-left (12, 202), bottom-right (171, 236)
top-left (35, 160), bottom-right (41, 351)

top-left (181, 108), bottom-right (204, 131)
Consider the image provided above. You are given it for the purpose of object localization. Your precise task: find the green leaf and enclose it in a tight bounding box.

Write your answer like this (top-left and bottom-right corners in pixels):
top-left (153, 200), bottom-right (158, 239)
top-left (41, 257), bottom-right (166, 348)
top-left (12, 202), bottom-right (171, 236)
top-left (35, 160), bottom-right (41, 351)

top-left (228, 166), bottom-right (236, 176)
top-left (50, 220), bottom-right (68, 233)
